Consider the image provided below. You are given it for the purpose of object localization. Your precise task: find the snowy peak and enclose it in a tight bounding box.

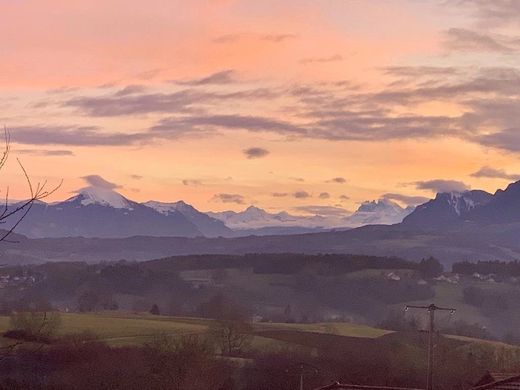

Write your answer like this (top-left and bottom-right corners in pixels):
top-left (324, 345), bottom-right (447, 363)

top-left (434, 190), bottom-right (492, 216)
top-left (14, 188), bottom-right (203, 238)
top-left (144, 200), bottom-right (187, 215)
top-left (356, 199), bottom-right (403, 214)
top-left (210, 200), bottom-right (415, 230)
top-left (144, 200), bottom-right (233, 237)
top-left (402, 189), bottom-right (492, 228)
top-left (344, 199), bottom-right (412, 227)
top-left (244, 205), bottom-right (266, 215)
top-left (208, 206), bottom-right (315, 229)
top-left (67, 187), bottom-right (132, 209)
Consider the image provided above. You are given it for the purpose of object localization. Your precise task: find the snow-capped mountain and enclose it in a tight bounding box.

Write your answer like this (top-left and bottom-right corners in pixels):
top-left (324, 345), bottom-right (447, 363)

top-left (8, 187), bottom-right (202, 238)
top-left (207, 201), bottom-right (412, 232)
top-left (207, 206), bottom-right (328, 230)
top-left (74, 186), bottom-right (132, 209)
top-left (343, 199), bottom-right (414, 227)
top-left (402, 190), bottom-right (493, 228)
top-left (144, 200), bottom-right (233, 237)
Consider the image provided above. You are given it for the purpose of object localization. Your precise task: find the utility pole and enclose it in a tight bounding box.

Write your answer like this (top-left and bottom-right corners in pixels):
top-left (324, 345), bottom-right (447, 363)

top-left (286, 362), bottom-right (319, 390)
top-left (300, 363), bottom-right (304, 390)
top-left (405, 304), bottom-right (456, 390)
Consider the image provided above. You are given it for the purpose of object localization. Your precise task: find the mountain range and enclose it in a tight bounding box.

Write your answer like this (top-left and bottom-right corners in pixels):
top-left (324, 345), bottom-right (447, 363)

top-left (6, 180), bottom-right (520, 266)
top-left (402, 181), bottom-right (520, 228)
top-left (0, 179), bottom-right (518, 266)
top-left (5, 186), bottom-right (413, 239)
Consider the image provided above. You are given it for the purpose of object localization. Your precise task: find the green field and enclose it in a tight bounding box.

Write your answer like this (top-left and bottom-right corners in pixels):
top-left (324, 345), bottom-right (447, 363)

top-left (0, 311), bottom-right (511, 354)
top-left (0, 312), bottom-right (390, 347)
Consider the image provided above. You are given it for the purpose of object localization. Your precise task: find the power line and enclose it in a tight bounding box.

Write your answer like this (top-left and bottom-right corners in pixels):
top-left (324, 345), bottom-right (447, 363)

top-left (404, 304), bottom-right (456, 390)
top-left (286, 362), bottom-right (319, 390)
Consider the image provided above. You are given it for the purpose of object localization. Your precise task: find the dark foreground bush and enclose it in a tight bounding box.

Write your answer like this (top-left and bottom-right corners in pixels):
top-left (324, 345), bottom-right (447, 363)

top-left (3, 329), bottom-right (53, 344)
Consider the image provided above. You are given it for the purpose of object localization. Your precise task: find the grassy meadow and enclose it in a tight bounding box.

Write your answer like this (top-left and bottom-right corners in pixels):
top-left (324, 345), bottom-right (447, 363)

top-left (0, 311), bottom-right (511, 353)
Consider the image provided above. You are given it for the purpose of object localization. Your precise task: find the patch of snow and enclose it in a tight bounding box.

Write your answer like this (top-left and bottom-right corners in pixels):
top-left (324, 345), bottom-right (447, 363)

top-left (444, 192), bottom-right (479, 216)
top-left (208, 206), bottom-right (328, 229)
top-left (144, 201), bottom-right (177, 215)
top-left (343, 199), bottom-right (412, 227)
top-left (144, 200), bottom-right (196, 216)
top-left (74, 187), bottom-right (131, 209)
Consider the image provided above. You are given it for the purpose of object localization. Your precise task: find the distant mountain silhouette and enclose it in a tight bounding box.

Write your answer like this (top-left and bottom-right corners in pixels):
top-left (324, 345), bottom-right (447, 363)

top-left (403, 180), bottom-right (520, 229)
top-left (344, 199), bottom-right (413, 227)
top-left (7, 187), bottom-right (203, 238)
top-left (467, 181), bottom-right (520, 224)
top-left (209, 201), bottom-right (412, 231)
top-left (402, 190), bottom-right (493, 229)
top-left (208, 206), bottom-right (331, 230)
top-left (8, 180), bottom-right (520, 265)
top-left (144, 200), bottom-right (233, 237)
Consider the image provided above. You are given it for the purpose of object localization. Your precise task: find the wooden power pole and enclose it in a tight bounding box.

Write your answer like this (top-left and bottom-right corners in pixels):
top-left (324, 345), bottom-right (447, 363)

top-left (285, 362), bottom-right (319, 390)
top-left (405, 304), bottom-right (456, 390)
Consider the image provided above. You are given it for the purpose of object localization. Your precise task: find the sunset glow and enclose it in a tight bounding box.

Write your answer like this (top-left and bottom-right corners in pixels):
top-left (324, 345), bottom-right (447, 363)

top-left (2, 0), bottom-right (520, 215)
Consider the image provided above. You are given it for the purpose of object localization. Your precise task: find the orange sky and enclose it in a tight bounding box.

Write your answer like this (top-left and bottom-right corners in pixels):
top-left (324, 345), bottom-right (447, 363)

top-left (1, 0), bottom-right (520, 214)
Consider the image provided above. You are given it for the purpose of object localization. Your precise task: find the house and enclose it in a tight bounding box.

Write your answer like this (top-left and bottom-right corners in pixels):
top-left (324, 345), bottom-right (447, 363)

top-left (314, 382), bottom-right (422, 390)
top-left (471, 372), bottom-right (520, 389)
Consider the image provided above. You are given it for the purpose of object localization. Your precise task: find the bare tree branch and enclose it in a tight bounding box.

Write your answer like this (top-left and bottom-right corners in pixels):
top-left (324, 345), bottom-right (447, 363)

top-left (0, 127), bottom-right (62, 243)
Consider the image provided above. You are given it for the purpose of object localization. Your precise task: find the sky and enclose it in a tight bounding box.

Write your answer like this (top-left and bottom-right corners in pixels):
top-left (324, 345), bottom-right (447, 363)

top-left (2, 0), bottom-right (520, 216)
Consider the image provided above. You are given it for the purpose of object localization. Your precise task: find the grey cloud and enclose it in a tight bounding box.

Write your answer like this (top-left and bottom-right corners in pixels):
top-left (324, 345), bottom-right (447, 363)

top-left (471, 166), bottom-right (520, 181)
top-left (130, 174), bottom-right (143, 180)
top-left (309, 110), bottom-right (458, 142)
top-left (300, 54), bottom-right (343, 65)
top-left (414, 179), bottom-right (470, 193)
top-left (11, 126), bottom-right (147, 146)
top-left (46, 86), bottom-right (78, 95)
top-left (211, 193), bottom-right (245, 204)
top-left (444, 28), bottom-right (516, 53)
top-left (382, 193), bottom-right (430, 206)
top-left (135, 68), bottom-right (164, 80)
top-left (294, 205), bottom-right (349, 216)
top-left (475, 127), bottom-right (520, 152)
top-left (27, 62), bottom-right (520, 154)
top-left (243, 147), bottom-right (269, 159)
top-left (66, 87), bottom-right (277, 117)
top-left (16, 149), bottom-right (74, 157)
top-left (457, 1), bottom-right (520, 27)
top-left (339, 194), bottom-right (350, 201)
top-left (272, 192), bottom-right (288, 197)
top-left (183, 179), bottom-right (203, 186)
top-left (213, 33), bottom-right (296, 44)
top-left (44, 66), bottom-right (520, 150)
top-left (213, 34), bottom-right (243, 43)
top-left (152, 114), bottom-right (306, 136)
top-left (370, 67), bottom-right (520, 106)
top-left (327, 177), bottom-right (346, 184)
top-left (66, 90), bottom-right (200, 117)
top-left (289, 177), bottom-right (305, 182)
top-left (293, 191), bottom-right (311, 199)
top-left (319, 192), bottom-right (330, 199)
top-left (383, 66), bottom-right (462, 78)
top-left (114, 85), bottom-right (148, 96)
top-left (175, 70), bottom-right (237, 86)
top-left (261, 34), bottom-right (297, 42)
top-left (81, 175), bottom-right (121, 190)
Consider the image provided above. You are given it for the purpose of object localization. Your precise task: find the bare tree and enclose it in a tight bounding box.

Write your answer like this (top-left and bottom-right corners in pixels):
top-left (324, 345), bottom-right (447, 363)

top-left (0, 127), bottom-right (62, 359)
top-left (207, 319), bottom-right (253, 356)
top-left (0, 127), bottom-right (62, 243)
top-left (7, 310), bottom-right (62, 343)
